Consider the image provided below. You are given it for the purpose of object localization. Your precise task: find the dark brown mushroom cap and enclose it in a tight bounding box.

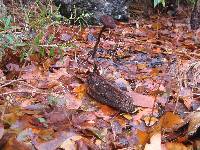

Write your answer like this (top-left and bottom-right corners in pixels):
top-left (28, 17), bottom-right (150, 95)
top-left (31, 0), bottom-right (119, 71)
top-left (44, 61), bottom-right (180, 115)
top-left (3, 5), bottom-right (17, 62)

top-left (100, 15), bottom-right (116, 29)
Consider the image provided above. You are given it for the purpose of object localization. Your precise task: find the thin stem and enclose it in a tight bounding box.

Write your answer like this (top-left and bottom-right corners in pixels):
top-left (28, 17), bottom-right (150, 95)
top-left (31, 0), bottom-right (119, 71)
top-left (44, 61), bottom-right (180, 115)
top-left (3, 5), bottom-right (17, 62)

top-left (92, 26), bottom-right (106, 58)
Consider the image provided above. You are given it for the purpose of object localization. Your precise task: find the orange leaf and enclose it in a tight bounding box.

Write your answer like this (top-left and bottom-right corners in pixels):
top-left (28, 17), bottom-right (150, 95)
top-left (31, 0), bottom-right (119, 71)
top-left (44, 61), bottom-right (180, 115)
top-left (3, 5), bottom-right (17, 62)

top-left (73, 84), bottom-right (87, 100)
top-left (160, 112), bottom-right (184, 130)
top-left (136, 129), bottom-right (149, 145)
top-left (163, 142), bottom-right (192, 150)
top-left (137, 63), bottom-right (147, 70)
top-left (152, 22), bottom-right (162, 30)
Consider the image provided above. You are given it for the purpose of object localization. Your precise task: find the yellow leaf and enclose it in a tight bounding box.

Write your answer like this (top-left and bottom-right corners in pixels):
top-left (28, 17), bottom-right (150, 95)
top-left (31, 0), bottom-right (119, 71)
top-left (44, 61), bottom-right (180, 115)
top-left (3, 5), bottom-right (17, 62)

top-left (123, 114), bottom-right (132, 120)
top-left (137, 63), bottom-right (147, 70)
top-left (152, 22), bottom-right (162, 30)
top-left (143, 116), bottom-right (158, 127)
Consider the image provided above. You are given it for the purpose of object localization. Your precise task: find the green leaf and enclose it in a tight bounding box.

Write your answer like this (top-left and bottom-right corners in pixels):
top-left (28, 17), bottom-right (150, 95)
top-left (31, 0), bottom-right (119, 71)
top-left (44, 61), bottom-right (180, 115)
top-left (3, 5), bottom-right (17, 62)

top-left (0, 34), bottom-right (3, 41)
top-left (34, 32), bottom-right (43, 45)
top-left (4, 16), bottom-right (12, 30)
top-left (20, 52), bottom-right (27, 62)
top-left (6, 34), bottom-right (14, 44)
top-left (47, 34), bottom-right (55, 44)
top-left (15, 42), bottom-right (27, 47)
top-left (161, 0), bottom-right (165, 7)
top-left (39, 47), bottom-right (45, 57)
top-left (37, 117), bottom-right (46, 123)
top-left (49, 47), bottom-right (55, 57)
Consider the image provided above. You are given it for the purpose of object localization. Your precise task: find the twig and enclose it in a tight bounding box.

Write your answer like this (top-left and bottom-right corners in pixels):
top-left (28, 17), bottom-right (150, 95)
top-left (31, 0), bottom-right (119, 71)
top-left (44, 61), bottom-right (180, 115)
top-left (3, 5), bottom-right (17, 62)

top-left (148, 82), bottom-right (161, 126)
top-left (0, 101), bottom-right (8, 121)
top-left (0, 27), bottom-right (22, 34)
top-left (0, 78), bottom-right (25, 88)
top-left (0, 89), bottom-right (49, 97)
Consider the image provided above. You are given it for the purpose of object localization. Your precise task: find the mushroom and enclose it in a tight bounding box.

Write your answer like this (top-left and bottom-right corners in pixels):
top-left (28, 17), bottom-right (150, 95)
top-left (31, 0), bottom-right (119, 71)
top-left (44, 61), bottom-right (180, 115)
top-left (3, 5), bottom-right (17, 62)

top-left (91, 15), bottom-right (116, 58)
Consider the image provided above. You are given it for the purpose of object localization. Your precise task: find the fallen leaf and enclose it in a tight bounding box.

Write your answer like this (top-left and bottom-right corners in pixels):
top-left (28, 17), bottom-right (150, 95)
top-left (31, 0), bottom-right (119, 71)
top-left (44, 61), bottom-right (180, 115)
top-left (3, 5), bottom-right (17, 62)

top-left (111, 120), bottom-right (123, 135)
top-left (152, 22), bottom-right (162, 30)
top-left (60, 135), bottom-right (82, 150)
top-left (186, 111), bottom-right (200, 137)
top-left (122, 114), bottom-right (132, 120)
top-left (160, 112), bottom-right (184, 130)
top-left (143, 116), bottom-right (158, 127)
top-left (137, 63), bottom-right (147, 70)
top-left (45, 110), bottom-right (68, 124)
top-left (127, 91), bottom-right (154, 108)
top-left (163, 142), bottom-right (192, 150)
top-left (0, 123), bottom-right (4, 140)
top-left (73, 84), bottom-right (87, 99)
top-left (34, 131), bottom-right (77, 150)
top-left (63, 92), bottom-right (83, 109)
top-left (16, 128), bottom-right (34, 142)
top-left (137, 129), bottom-right (149, 145)
top-left (72, 112), bottom-right (96, 126)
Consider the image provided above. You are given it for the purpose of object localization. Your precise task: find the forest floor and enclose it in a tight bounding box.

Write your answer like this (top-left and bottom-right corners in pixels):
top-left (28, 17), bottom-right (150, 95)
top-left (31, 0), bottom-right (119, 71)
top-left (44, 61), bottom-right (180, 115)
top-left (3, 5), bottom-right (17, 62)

top-left (0, 1), bottom-right (200, 150)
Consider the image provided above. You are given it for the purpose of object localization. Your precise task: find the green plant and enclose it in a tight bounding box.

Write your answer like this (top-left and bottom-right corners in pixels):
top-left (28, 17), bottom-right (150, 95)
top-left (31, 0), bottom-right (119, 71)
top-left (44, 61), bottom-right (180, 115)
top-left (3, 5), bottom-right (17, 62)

top-left (26, 0), bottom-right (63, 29)
top-left (68, 5), bottom-right (92, 28)
top-left (0, 16), bottom-right (26, 60)
top-left (154, 0), bottom-right (194, 8)
top-left (154, 0), bottom-right (166, 7)
top-left (186, 0), bottom-right (196, 4)
top-left (0, 0), bottom-right (78, 62)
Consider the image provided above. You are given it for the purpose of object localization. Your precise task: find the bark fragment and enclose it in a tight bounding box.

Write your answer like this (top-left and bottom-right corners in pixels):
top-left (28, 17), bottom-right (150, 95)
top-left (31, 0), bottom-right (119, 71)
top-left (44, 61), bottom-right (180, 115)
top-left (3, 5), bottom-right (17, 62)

top-left (86, 72), bottom-right (135, 113)
top-left (191, 0), bottom-right (200, 30)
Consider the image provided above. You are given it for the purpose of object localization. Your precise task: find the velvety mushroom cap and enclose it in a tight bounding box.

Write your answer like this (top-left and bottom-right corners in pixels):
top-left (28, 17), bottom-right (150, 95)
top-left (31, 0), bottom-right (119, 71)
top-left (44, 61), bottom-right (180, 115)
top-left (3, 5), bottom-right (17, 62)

top-left (100, 15), bottom-right (116, 29)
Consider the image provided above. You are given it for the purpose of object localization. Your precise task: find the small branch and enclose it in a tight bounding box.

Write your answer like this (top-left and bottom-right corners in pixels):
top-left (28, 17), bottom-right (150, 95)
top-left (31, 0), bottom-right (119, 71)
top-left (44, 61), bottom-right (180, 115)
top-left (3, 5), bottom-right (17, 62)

top-left (0, 79), bottom-right (25, 89)
top-left (0, 89), bottom-right (49, 97)
top-left (37, 44), bottom-right (60, 47)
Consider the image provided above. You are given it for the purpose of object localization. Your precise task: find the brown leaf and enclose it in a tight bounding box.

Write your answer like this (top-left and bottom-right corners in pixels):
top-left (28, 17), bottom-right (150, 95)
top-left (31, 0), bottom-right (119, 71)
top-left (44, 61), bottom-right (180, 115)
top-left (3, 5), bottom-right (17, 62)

top-left (72, 112), bottom-right (96, 126)
top-left (186, 111), bottom-right (200, 137)
top-left (64, 92), bottom-right (83, 109)
top-left (0, 123), bottom-right (4, 140)
top-left (34, 131), bottom-right (78, 150)
top-left (60, 135), bottom-right (82, 150)
top-left (95, 104), bottom-right (117, 121)
top-left (127, 92), bottom-right (154, 108)
top-left (163, 142), bottom-right (192, 150)
top-left (2, 134), bottom-right (31, 150)
top-left (46, 111), bottom-right (68, 124)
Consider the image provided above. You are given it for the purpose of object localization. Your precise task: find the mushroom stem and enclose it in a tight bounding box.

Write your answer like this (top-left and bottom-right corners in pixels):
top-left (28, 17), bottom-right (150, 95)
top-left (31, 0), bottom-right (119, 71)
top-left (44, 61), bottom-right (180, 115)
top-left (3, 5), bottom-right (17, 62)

top-left (92, 25), bottom-right (106, 58)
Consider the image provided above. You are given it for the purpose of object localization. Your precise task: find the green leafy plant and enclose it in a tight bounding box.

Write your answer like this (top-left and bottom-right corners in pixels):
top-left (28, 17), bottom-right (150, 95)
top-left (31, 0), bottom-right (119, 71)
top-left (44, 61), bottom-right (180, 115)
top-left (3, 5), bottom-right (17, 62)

top-left (26, 0), bottom-right (63, 29)
top-left (68, 5), bottom-right (92, 28)
top-left (0, 16), bottom-right (27, 60)
top-left (154, 0), bottom-right (166, 7)
top-left (186, 0), bottom-right (196, 4)
top-left (0, 0), bottom-right (77, 62)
